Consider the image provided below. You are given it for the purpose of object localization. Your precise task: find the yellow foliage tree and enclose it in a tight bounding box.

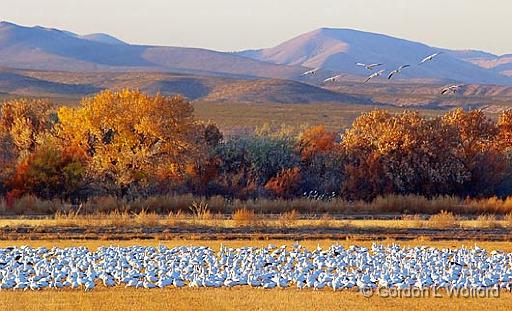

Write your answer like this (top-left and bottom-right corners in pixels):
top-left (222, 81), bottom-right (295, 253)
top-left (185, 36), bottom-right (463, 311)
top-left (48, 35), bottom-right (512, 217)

top-left (0, 99), bottom-right (55, 160)
top-left (56, 89), bottom-right (203, 188)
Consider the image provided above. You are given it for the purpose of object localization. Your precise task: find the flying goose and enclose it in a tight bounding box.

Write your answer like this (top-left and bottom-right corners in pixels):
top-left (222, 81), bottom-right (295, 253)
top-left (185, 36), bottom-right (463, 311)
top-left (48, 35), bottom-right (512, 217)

top-left (301, 68), bottom-right (320, 76)
top-left (388, 65), bottom-right (410, 80)
top-left (356, 63), bottom-right (383, 70)
top-left (419, 52), bottom-right (442, 64)
top-left (441, 84), bottom-right (464, 95)
top-left (363, 69), bottom-right (385, 83)
top-left (323, 74), bottom-right (344, 83)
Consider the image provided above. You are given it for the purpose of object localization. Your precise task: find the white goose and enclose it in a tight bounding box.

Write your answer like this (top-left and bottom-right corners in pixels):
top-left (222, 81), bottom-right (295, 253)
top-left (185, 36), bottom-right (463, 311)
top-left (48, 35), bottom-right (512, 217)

top-left (419, 52), bottom-right (442, 64)
top-left (388, 65), bottom-right (410, 80)
top-left (322, 74), bottom-right (344, 83)
top-left (363, 70), bottom-right (385, 83)
top-left (301, 68), bottom-right (320, 76)
top-left (356, 63), bottom-right (383, 70)
top-left (441, 84), bottom-right (464, 95)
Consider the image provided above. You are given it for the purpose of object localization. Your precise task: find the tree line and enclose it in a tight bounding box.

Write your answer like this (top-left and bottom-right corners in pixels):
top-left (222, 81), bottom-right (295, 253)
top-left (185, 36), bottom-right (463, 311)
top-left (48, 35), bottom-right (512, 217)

top-left (1, 89), bottom-right (512, 207)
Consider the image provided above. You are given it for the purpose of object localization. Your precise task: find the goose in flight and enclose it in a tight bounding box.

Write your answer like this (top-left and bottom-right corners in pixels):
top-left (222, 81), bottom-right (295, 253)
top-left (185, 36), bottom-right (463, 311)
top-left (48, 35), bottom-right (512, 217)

top-left (419, 52), bottom-right (442, 64)
top-left (301, 68), bottom-right (320, 76)
top-left (388, 65), bottom-right (410, 80)
top-left (441, 84), bottom-right (464, 95)
top-left (363, 70), bottom-right (385, 83)
top-left (323, 74), bottom-right (344, 83)
top-left (356, 63), bottom-right (383, 70)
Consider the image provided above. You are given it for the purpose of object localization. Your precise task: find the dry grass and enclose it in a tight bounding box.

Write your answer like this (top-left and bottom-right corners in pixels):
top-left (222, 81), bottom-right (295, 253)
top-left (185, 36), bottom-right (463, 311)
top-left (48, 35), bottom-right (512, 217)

top-left (278, 209), bottom-right (300, 227)
top-left (427, 211), bottom-right (459, 229)
top-left (5, 194), bottom-right (512, 216)
top-left (2, 213), bottom-right (511, 231)
top-left (402, 214), bottom-right (425, 228)
top-left (0, 287), bottom-right (511, 311)
top-left (505, 213), bottom-right (512, 228)
top-left (475, 214), bottom-right (500, 229)
top-left (188, 201), bottom-right (213, 220)
top-left (232, 208), bottom-right (258, 226)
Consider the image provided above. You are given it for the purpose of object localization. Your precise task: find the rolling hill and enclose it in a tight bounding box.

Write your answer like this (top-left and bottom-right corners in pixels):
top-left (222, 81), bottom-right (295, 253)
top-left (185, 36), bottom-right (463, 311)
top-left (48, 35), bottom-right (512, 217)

top-left (0, 68), bottom-right (371, 105)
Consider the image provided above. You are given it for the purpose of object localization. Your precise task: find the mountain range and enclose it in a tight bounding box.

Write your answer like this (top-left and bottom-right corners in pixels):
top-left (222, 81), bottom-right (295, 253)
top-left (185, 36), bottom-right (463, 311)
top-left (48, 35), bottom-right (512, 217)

top-left (1, 21), bottom-right (511, 85)
top-left (1, 21), bottom-right (512, 109)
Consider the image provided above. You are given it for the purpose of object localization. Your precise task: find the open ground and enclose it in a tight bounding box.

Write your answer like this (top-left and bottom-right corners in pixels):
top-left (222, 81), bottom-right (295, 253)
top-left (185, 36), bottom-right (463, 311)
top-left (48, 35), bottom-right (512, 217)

top-left (0, 239), bottom-right (511, 311)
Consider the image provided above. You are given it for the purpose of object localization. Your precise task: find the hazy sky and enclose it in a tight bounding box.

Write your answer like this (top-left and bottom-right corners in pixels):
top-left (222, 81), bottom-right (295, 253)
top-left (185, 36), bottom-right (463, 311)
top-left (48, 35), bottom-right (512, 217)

top-left (2, 0), bottom-right (510, 54)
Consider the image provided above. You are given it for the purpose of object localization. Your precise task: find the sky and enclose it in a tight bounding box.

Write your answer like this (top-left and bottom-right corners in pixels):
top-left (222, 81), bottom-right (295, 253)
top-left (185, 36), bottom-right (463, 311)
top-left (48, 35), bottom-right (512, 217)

top-left (1, 0), bottom-right (510, 54)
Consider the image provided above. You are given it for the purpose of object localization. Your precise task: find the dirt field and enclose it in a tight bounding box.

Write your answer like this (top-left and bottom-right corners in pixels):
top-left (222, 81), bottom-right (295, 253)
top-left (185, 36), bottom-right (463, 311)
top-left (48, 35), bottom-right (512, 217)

top-left (0, 219), bottom-right (510, 241)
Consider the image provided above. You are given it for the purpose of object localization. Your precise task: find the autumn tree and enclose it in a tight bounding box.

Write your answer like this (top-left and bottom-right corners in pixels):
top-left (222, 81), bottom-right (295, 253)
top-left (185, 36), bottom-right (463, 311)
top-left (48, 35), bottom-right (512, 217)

top-left (442, 108), bottom-right (504, 196)
top-left (297, 126), bottom-right (337, 161)
top-left (341, 110), bottom-right (468, 200)
top-left (265, 167), bottom-right (302, 199)
top-left (0, 99), bottom-right (55, 160)
top-left (56, 89), bottom-right (203, 196)
top-left (10, 145), bottom-right (87, 201)
top-left (209, 136), bottom-right (298, 198)
top-left (0, 99), bottom-right (55, 195)
top-left (297, 126), bottom-right (344, 195)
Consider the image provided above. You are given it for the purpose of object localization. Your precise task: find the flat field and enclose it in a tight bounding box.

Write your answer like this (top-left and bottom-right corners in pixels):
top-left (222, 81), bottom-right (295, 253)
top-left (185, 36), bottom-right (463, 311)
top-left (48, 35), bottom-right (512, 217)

top-left (0, 239), bottom-right (511, 311)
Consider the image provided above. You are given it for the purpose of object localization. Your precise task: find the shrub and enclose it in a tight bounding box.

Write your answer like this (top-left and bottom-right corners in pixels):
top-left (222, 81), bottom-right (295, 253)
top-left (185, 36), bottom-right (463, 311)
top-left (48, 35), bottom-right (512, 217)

top-left (427, 211), bottom-right (458, 228)
top-left (232, 208), bottom-right (258, 225)
top-left (279, 209), bottom-right (300, 227)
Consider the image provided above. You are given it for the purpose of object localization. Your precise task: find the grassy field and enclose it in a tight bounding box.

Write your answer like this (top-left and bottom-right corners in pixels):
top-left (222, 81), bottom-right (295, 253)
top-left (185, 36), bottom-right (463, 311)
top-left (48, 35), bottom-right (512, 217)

top-left (0, 216), bottom-right (510, 230)
top-left (1, 287), bottom-right (510, 311)
top-left (192, 102), bottom-right (443, 133)
top-left (0, 239), bottom-right (511, 311)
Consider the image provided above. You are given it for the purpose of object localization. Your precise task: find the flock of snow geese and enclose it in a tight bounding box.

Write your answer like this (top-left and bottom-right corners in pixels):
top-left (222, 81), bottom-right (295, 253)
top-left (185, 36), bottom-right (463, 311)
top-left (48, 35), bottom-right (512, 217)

top-left (302, 52), bottom-right (464, 95)
top-left (0, 243), bottom-right (511, 292)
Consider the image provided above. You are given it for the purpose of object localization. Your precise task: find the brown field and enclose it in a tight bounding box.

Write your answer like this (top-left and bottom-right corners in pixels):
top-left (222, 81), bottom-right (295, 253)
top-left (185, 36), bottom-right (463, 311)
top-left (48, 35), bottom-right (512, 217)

top-left (192, 102), bottom-right (443, 133)
top-left (0, 239), bottom-right (511, 311)
top-left (1, 216), bottom-right (511, 241)
top-left (1, 287), bottom-right (511, 311)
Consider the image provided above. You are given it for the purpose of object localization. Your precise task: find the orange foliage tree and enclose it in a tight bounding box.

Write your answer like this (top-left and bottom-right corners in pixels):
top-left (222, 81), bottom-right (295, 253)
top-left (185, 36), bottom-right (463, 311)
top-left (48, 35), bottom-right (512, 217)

top-left (297, 126), bottom-right (337, 161)
top-left (341, 110), bottom-right (469, 200)
top-left (442, 108), bottom-right (505, 195)
top-left (265, 167), bottom-right (302, 199)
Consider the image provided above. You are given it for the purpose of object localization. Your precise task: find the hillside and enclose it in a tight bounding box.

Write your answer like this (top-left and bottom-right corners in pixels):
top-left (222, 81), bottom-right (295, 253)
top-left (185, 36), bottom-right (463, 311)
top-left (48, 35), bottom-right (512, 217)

top-left (0, 68), bottom-right (371, 105)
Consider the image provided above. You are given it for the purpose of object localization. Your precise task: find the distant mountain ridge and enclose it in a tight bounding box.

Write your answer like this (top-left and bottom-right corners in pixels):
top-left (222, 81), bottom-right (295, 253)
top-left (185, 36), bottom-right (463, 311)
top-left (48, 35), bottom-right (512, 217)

top-left (0, 21), bottom-right (511, 85)
top-left (0, 21), bottom-right (305, 79)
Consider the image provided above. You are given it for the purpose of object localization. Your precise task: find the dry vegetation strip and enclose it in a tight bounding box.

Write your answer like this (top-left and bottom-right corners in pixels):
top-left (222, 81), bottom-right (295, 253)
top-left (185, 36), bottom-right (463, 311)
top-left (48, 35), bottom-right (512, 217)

top-left (1, 287), bottom-right (511, 311)
top-left (4, 194), bottom-right (512, 216)
top-left (0, 211), bottom-right (512, 241)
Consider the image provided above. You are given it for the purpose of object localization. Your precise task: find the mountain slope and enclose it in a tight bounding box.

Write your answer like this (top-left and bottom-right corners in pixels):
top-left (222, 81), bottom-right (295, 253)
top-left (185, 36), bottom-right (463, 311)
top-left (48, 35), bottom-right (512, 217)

top-left (237, 28), bottom-right (511, 85)
top-left (0, 22), bottom-right (304, 79)
top-left (80, 33), bottom-right (128, 45)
